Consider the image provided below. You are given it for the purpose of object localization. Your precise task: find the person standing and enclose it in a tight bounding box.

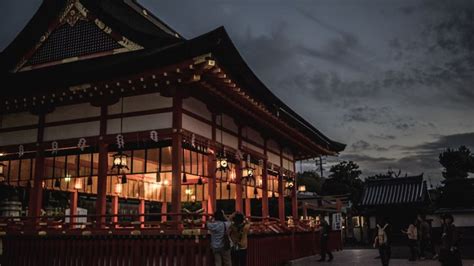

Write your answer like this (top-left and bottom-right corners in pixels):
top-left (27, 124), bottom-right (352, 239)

top-left (373, 217), bottom-right (391, 266)
top-left (402, 219), bottom-right (418, 261)
top-left (439, 214), bottom-right (461, 266)
top-left (317, 213), bottom-right (334, 262)
top-left (207, 209), bottom-right (232, 266)
top-left (229, 212), bottom-right (251, 266)
top-left (417, 214), bottom-right (432, 259)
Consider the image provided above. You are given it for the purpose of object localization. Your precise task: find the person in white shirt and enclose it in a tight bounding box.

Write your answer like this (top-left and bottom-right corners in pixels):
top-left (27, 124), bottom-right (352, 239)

top-left (207, 209), bottom-right (232, 266)
top-left (402, 218), bottom-right (418, 261)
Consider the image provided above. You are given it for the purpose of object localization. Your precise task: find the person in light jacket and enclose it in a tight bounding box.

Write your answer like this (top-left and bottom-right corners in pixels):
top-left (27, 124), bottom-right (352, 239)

top-left (207, 209), bottom-right (232, 266)
top-left (402, 218), bottom-right (418, 261)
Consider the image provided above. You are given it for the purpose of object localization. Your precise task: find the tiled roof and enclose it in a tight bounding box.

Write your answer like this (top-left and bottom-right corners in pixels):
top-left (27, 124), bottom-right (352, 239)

top-left (360, 175), bottom-right (428, 206)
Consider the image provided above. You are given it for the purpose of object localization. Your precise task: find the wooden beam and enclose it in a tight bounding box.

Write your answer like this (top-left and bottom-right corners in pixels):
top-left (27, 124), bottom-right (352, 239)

top-left (96, 105), bottom-right (108, 227)
top-left (28, 113), bottom-right (45, 221)
top-left (171, 94), bottom-right (183, 222)
top-left (261, 139), bottom-right (269, 218)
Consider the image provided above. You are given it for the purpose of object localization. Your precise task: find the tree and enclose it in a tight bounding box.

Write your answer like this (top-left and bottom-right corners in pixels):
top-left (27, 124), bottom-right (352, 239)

top-left (439, 146), bottom-right (474, 180)
top-left (323, 161), bottom-right (363, 203)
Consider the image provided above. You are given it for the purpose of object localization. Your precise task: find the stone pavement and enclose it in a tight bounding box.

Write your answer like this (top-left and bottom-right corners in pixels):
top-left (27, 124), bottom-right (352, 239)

top-left (289, 249), bottom-right (474, 266)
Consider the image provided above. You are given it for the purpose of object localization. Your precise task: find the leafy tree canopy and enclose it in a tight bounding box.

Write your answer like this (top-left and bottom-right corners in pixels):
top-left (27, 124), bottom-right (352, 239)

top-left (439, 145), bottom-right (474, 180)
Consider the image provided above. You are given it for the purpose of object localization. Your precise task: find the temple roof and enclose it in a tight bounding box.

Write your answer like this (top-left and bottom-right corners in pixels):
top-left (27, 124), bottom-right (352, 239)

top-left (360, 175), bottom-right (429, 207)
top-left (0, 0), bottom-right (345, 155)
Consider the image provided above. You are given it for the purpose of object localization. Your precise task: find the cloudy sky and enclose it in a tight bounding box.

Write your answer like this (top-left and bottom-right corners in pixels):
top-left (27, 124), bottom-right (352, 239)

top-left (1, 0), bottom-right (473, 184)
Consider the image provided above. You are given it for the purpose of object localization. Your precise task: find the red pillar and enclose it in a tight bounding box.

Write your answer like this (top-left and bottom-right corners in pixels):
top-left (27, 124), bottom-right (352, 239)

top-left (262, 139), bottom-right (269, 218)
top-left (96, 105), bottom-right (108, 227)
top-left (139, 199), bottom-right (145, 228)
top-left (28, 113), bottom-right (45, 220)
top-left (171, 95), bottom-right (183, 222)
top-left (69, 190), bottom-right (78, 228)
top-left (245, 197), bottom-right (251, 218)
top-left (208, 153), bottom-right (217, 214)
top-left (278, 172), bottom-right (285, 223)
top-left (235, 162), bottom-right (243, 213)
top-left (292, 161), bottom-right (298, 220)
top-left (96, 142), bottom-right (108, 227)
top-left (111, 196), bottom-right (119, 226)
top-left (291, 177), bottom-right (298, 220)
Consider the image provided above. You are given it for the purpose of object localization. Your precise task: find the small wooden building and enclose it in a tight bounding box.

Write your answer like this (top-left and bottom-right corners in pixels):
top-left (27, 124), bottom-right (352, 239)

top-left (356, 175), bottom-right (430, 243)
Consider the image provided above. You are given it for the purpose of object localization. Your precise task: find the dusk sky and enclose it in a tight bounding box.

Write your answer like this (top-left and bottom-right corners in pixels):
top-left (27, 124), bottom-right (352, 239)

top-left (1, 0), bottom-right (473, 184)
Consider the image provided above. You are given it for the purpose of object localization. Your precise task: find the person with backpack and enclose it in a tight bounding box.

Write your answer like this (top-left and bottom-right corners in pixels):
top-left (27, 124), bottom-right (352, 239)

top-left (207, 209), bottom-right (232, 266)
top-left (229, 212), bottom-right (251, 266)
top-left (373, 217), bottom-right (391, 266)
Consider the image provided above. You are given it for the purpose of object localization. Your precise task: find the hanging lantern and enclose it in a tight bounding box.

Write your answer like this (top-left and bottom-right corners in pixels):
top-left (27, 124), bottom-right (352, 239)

top-left (0, 161), bottom-right (6, 183)
top-left (115, 183), bottom-right (123, 194)
top-left (197, 176), bottom-right (203, 185)
top-left (185, 188), bottom-right (193, 195)
top-left (226, 182), bottom-right (231, 190)
top-left (298, 185), bottom-right (306, 192)
top-left (54, 178), bottom-right (61, 188)
top-left (111, 152), bottom-right (129, 171)
top-left (284, 175), bottom-right (295, 191)
top-left (216, 153), bottom-right (230, 172)
top-left (64, 174), bottom-right (71, 183)
top-left (87, 175), bottom-right (93, 186)
top-left (121, 174), bottom-right (127, 184)
top-left (182, 172), bottom-right (187, 183)
top-left (74, 179), bottom-right (83, 190)
top-left (253, 187), bottom-right (258, 195)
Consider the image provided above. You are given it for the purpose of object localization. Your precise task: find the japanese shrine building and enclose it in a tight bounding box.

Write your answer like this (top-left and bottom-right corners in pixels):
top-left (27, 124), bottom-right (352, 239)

top-left (0, 0), bottom-right (345, 227)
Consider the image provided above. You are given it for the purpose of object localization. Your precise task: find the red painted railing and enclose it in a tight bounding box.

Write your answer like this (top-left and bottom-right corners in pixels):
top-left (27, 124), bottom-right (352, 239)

top-left (0, 214), bottom-right (342, 266)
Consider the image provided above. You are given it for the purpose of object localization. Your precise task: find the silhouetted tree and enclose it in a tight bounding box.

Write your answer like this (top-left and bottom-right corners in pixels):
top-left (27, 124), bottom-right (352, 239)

top-left (323, 161), bottom-right (363, 204)
top-left (439, 146), bottom-right (474, 180)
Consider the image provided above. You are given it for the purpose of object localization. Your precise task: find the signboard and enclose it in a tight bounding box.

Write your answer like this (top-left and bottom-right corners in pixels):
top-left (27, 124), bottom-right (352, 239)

top-left (332, 213), bottom-right (342, 230)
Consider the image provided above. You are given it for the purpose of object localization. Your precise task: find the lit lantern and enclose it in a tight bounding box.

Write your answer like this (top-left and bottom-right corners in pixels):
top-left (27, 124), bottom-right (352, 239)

top-left (0, 161), bottom-right (6, 182)
top-left (298, 185), bottom-right (306, 192)
top-left (163, 179), bottom-right (169, 186)
top-left (216, 153), bottom-right (230, 172)
top-left (74, 179), bottom-right (83, 190)
top-left (185, 188), bottom-right (193, 195)
top-left (111, 152), bottom-right (129, 172)
top-left (64, 174), bottom-right (72, 183)
top-left (115, 183), bottom-right (123, 194)
top-left (284, 175), bottom-right (295, 191)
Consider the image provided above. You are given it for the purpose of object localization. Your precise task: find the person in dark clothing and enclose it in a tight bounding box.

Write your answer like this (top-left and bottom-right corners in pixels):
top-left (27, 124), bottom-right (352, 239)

top-left (317, 213), bottom-right (334, 262)
top-left (373, 217), bottom-right (392, 266)
top-left (229, 212), bottom-right (250, 266)
top-left (439, 214), bottom-right (462, 266)
top-left (417, 214), bottom-right (433, 259)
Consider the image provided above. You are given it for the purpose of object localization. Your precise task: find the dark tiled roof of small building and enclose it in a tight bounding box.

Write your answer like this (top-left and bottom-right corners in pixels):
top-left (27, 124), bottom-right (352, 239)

top-left (360, 175), bottom-right (428, 206)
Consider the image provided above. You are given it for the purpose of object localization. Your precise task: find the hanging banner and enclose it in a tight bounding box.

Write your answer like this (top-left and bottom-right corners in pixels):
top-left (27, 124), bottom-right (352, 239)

top-left (332, 212), bottom-right (342, 231)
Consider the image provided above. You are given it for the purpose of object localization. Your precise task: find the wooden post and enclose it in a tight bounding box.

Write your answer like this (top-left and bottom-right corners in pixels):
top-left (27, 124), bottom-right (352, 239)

top-left (245, 197), bottom-right (251, 217)
top-left (201, 201), bottom-right (207, 223)
top-left (278, 147), bottom-right (285, 223)
top-left (235, 125), bottom-right (243, 213)
top-left (208, 153), bottom-right (216, 214)
top-left (208, 113), bottom-right (217, 215)
top-left (161, 201), bottom-right (167, 222)
top-left (278, 172), bottom-right (285, 223)
top-left (139, 199), bottom-right (145, 228)
top-left (111, 196), bottom-right (119, 226)
top-left (235, 162), bottom-right (243, 213)
top-left (28, 113), bottom-right (45, 221)
top-left (96, 105), bottom-right (108, 227)
top-left (171, 94), bottom-right (183, 222)
top-left (69, 190), bottom-right (78, 229)
top-left (292, 161), bottom-right (298, 220)
top-left (262, 139), bottom-right (269, 218)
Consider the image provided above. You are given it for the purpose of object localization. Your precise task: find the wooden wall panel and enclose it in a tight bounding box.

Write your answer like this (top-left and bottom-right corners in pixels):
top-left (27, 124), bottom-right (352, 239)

top-left (0, 129), bottom-right (38, 145)
top-left (267, 151), bottom-right (281, 167)
top-left (216, 129), bottom-right (238, 149)
top-left (244, 126), bottom-right (264, 145)
top-left (107, 113), bottom-right (172, 135)
top-left (182, 97), bottom-right (211, 121)
top-left (242, 141), bottom-right (264, 154)
top-left (1, 112), bottom-right (38, 128)
top-left (182, 114), bottom-right (212, 139)
top-left (44, 122), bottom-right (100, 141)
top-left (45, 103), bottom-right (100, 123)
top-left (222, 114), bottom-right (238, 133)
top-left (108, 93), bottom-right (172, 114)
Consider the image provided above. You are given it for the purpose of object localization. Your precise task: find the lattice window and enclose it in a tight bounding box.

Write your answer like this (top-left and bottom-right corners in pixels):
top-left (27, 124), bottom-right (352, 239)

top-left (26, 20), bottom-right (123, 66)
